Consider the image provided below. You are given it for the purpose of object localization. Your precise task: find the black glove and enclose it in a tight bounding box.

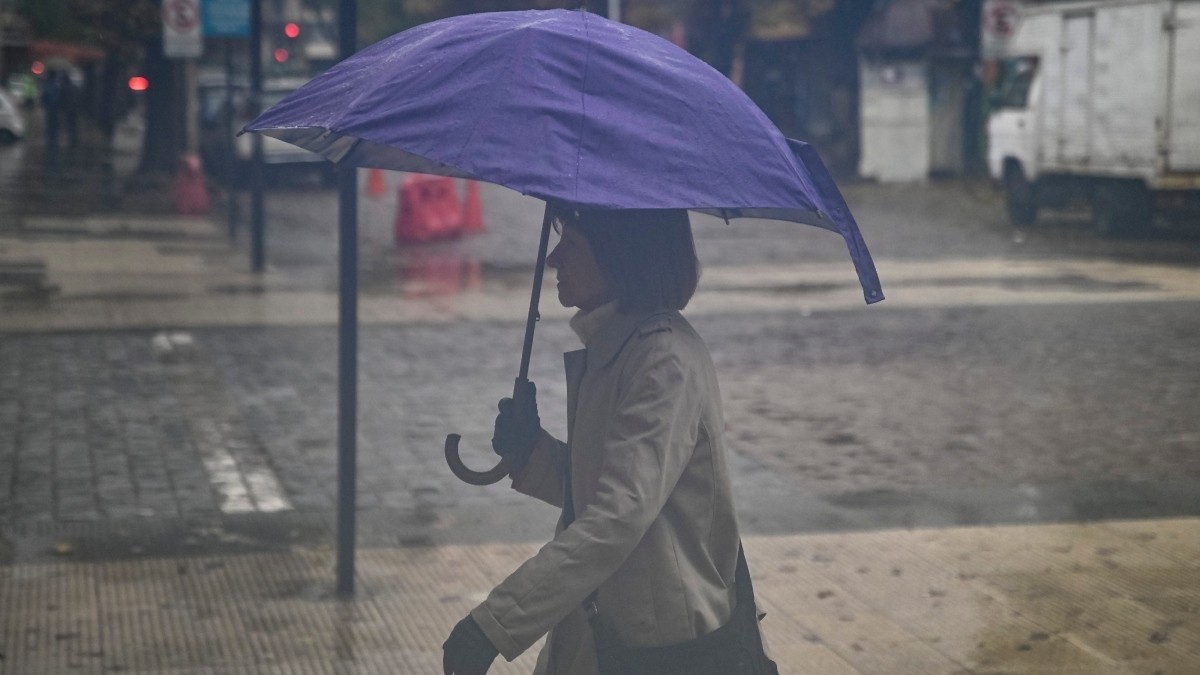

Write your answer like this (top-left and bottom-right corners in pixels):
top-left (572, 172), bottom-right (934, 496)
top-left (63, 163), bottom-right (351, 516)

top-left (442, 615), bottom-right (499, 675)
top-left (491, 379), bottom-right (540, 473)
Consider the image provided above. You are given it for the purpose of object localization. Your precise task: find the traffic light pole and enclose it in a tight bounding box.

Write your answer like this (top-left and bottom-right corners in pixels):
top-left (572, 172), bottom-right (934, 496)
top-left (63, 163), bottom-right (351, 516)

top-left (250, 0), bottom-right (266, 272)
top-left (225, 39), bottom-right (239, 239)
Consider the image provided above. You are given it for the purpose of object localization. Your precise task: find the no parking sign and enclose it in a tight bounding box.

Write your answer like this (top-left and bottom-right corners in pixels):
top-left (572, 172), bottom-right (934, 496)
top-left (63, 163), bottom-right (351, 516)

top-left (982, 0), bottom-right (1022, 58)
top-left (163, 0), bottom-right (204, 58)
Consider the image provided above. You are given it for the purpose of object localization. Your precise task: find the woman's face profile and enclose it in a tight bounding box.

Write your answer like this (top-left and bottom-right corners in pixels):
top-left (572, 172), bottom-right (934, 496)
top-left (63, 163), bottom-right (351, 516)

top-left (546, 223), bottom-right (610, 311)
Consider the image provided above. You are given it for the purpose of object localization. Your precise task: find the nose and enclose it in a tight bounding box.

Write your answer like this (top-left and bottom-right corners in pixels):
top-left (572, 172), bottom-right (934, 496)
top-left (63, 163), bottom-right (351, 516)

top-left (546, 242), bottom-right (562, 269)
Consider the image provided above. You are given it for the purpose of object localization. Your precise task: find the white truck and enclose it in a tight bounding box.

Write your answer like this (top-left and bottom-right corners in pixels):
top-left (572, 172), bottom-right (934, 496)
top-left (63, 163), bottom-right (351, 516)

top-left (987, 0), bottom-right (1200, 234)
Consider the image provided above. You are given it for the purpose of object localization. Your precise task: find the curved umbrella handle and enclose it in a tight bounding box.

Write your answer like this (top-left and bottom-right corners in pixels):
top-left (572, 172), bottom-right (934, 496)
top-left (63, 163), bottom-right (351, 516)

top-left (446, 209), bottom-right (553, 488)
top-left (445, 434), bottom-right (513, 486)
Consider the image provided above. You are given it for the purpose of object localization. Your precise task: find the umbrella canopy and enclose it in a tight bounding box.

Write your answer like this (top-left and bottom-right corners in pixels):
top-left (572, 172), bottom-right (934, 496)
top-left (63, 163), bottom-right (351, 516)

top-left (245, 8), bottom-right (883, 304)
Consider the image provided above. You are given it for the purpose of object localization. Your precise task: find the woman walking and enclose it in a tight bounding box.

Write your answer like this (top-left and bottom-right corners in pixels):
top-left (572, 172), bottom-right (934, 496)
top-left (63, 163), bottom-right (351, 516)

top-left (443, 207), bottom-right (774, 675)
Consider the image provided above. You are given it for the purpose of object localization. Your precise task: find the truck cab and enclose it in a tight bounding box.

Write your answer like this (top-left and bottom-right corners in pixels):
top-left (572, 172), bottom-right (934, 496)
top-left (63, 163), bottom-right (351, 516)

top-left (987, 57), bottom-right (1041, 225)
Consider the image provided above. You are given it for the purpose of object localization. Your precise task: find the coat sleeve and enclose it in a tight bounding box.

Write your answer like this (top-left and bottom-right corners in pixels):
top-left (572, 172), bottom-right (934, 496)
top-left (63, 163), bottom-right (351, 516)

top-left (510, 430), bottom-right (566, 508)
top-left (472, 334), bottom-right (701, 660)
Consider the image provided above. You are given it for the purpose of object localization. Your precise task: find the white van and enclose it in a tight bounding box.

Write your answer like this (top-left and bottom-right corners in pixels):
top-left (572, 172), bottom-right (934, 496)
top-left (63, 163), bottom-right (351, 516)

top-left (987, 0), bottom-right (1200, 234)
top-left (198, 74), bottom-right (332, 184)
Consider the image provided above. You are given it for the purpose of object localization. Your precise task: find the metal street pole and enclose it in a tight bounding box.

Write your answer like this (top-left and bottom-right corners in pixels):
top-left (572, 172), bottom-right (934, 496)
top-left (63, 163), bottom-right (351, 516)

top-left (225, 38), bottom-right (239, 238)
top-left (0, 0), bottom-right (7, 79)
top-left (335, 0), bottom-right (359, 598)
top-left (184, 59), bottom-right (199, 154)
top-left (250, 0), bottom-right (266, 272)
top-left (608, 0), bottom-right (620, 22)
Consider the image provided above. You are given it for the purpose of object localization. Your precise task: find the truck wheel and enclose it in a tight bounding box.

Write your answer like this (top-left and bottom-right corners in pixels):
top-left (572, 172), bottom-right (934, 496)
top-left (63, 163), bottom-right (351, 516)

top-left (1004, 164), bottom-right (1038, 225)
top-left (1094, 180), bottom-right (1151, 238)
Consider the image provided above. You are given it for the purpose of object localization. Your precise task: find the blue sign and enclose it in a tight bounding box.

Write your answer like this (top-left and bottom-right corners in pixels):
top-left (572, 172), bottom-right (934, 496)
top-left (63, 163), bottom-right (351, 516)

top-left (203, 0), bottom-right (250, 37)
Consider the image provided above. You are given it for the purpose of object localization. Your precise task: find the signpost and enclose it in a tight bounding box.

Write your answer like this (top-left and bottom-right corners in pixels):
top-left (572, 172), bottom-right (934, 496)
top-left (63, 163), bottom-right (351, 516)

top-left (164, 0), bottom-right (202, 166)
top-left (163, 0), bottom-right (204, 58)
top-left (982, 0), bottom-right (1021, 59)
top-left (202, 0), bottom-right (251, 236)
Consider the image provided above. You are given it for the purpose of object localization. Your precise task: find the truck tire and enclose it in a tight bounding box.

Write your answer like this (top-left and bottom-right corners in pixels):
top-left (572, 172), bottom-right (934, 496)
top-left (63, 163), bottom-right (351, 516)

top-left (1004, 163), bottom-right (1038, 225)
top-left (1093, 180), bottom-right (1151, 238)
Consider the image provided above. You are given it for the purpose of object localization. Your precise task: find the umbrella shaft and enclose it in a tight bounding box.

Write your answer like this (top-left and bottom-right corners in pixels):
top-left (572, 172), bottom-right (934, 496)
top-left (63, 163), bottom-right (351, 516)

top-left (518, 206), bottom-right (553, 383)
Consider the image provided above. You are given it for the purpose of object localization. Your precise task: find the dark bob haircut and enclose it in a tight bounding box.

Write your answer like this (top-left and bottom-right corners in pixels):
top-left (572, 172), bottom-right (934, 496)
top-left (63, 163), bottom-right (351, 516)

top-left (551, 206), bottom-right (700, 313)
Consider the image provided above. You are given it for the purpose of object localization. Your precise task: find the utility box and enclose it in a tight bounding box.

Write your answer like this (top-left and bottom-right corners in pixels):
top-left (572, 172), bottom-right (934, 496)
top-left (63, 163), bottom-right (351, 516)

top-left (857, 0), bottom-right (979, 183)
top-left (987, 0), bottom-right (1200, 234)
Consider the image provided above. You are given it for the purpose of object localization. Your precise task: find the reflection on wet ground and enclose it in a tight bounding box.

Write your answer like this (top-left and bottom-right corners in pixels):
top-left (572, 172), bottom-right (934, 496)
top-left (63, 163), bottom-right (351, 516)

top-left (714, 274), bottom-right (1158, 296)
top-left (0, 137), bottom-right (138, 219)
top-left (355, 250), bottom-right (486, 298)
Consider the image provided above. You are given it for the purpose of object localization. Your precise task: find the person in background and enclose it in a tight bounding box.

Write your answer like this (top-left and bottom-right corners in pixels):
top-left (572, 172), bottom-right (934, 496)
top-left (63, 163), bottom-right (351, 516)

top-left (41, 71), bottom-right (64, 153)
top-left (62, 72), bottom-right (80, 149)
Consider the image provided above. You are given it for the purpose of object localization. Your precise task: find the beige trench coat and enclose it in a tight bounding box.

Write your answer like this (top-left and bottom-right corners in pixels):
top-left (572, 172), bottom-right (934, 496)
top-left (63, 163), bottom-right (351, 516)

top-left (471, 309), bottom-right (741, 675)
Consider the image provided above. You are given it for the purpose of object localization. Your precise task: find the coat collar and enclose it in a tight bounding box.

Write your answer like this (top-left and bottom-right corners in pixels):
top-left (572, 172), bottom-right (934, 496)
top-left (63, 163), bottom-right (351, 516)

top-left (563, 308), bottom-right (675, 441)
top-left (586, 308), bottom-right (675, 369)
top-left (569, 301), bottom-right (620, 345)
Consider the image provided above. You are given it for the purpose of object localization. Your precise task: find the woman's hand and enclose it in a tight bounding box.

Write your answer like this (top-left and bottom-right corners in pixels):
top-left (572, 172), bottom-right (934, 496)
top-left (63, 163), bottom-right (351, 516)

top-left (491, 380), bottom-right (540, 473)
top-left (442, 615), bottom-right (499, 675)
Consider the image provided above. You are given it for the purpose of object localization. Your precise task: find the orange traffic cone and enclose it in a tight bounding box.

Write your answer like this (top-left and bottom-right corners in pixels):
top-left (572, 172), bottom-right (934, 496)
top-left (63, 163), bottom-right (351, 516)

top-left (173, 153), bottom-right (210, 215)
top-left (367, 168), bottom-right (386, 197)
top-left (462, 180), bottom-right (485, 233)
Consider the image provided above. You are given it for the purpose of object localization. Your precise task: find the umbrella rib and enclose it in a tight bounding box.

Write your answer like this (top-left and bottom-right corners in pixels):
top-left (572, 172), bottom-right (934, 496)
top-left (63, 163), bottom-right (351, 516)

top-left (572, 11), bottom-right (595, 205)
top-left (451, 31), bottom-right (530, 173)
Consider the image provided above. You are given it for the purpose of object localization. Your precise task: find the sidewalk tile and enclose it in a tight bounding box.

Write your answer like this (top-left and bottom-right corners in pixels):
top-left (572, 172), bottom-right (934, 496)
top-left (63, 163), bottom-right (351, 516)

top-left (10, 522), bottom-right (1195, 673)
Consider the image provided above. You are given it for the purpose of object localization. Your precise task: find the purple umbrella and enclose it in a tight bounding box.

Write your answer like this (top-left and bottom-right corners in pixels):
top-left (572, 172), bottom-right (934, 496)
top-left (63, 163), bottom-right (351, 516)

top-left (245, 8), bottom-right (884, 484)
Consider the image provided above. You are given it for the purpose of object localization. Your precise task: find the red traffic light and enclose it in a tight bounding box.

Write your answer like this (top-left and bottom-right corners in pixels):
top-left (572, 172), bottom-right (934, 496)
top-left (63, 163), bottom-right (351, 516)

top-left (128, 76), bottom-right (149, 91)
top-left (274, 48), bottom-right (289, 63)
top-left (284, 22), bottom-right (300, 39)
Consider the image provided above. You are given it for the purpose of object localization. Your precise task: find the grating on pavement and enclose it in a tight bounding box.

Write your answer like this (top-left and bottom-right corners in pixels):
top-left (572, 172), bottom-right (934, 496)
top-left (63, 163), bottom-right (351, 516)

top-left (3, 519), bottom-right (1199, 674)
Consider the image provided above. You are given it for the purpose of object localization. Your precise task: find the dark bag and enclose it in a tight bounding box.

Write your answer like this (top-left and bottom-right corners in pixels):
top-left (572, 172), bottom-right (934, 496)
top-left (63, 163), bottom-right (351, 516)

top-left (586, 545), bottom-right (779, 675)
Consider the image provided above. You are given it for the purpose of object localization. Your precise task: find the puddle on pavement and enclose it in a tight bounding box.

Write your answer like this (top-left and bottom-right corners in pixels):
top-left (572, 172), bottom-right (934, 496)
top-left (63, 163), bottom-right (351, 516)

top-left (14, 514), bottom-right (332, 564)
top-left (208, 282), bottom-right (269, 295)
top-left (914, 274), bottom-right (1155, 292)
top-left (709, 281), bottom-right (848, 294)
top-left (707, 274), bottom-right (1156, 296)
top-left (359, 256), bottom-right (533, 297)
top-left (56, 290), bottom-right (191, 301)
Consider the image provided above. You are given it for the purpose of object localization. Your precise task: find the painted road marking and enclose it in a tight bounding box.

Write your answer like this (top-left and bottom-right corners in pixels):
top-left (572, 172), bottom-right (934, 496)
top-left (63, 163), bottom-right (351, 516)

top-left (193, 419), bottom-right (292, 514)
top-left (146, 332), bottom-right (294, 515)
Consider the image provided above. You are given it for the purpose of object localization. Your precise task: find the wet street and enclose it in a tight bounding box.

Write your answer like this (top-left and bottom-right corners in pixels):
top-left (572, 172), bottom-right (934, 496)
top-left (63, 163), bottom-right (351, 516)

top-left (2, 133), bottom-right (1200, 673)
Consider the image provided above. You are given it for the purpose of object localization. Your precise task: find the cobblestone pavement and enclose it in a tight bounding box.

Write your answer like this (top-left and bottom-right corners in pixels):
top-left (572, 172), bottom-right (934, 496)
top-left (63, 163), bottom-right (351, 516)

top-left (3, 301), bottom-right (1198, 542)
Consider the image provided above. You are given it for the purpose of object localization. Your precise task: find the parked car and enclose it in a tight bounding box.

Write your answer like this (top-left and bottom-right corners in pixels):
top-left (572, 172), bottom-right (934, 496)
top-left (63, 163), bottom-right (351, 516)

top-left (0, 89), bottom-right (27, 142)
top-left (198, 74), bottom-right (333, 184)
